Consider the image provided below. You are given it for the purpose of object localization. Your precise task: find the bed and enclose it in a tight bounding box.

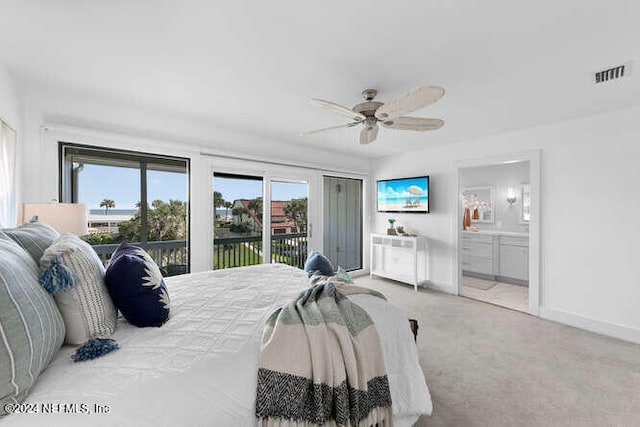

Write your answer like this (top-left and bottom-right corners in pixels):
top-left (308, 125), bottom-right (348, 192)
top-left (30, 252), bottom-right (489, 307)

top-left (2, 264), bottom-right (431, 426)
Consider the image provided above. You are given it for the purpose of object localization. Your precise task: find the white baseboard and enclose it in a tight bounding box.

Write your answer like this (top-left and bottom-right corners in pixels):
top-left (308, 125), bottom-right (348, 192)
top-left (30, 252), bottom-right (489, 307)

top-left (539, 307), bottom-right (640, 345)
top-left (348, 269), bottom-right (369, 278)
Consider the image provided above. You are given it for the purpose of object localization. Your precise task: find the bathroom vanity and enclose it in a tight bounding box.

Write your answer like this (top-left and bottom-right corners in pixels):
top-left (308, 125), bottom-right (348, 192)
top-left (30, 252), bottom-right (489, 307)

top-left (462, 230), bottom-right (529, 284)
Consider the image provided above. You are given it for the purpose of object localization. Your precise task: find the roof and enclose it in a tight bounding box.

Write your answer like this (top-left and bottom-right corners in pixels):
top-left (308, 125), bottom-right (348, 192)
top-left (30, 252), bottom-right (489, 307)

top-left (88, 214), bottom-right (134, 222)
top-left (233, 199), bottom-right (291, 218)
top-left (232, 199), bottom-right (297, 229)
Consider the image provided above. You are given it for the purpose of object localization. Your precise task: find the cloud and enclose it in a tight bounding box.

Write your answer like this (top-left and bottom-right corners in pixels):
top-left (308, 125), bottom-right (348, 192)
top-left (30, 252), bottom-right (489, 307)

top-left (385, 186), bottom-right (415, 198)
top-left (407, 185), bottom-right (424, 195)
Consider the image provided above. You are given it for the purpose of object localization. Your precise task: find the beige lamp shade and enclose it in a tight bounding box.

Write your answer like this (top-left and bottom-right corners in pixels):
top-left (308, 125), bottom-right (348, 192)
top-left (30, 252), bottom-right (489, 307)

top-left (18, 202), bottom-right (89, 235)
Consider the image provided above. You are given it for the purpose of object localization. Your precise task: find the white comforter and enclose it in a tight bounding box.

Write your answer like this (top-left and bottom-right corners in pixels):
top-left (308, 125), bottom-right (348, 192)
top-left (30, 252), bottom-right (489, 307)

top-left (3, 264), bottom-right (431, 426)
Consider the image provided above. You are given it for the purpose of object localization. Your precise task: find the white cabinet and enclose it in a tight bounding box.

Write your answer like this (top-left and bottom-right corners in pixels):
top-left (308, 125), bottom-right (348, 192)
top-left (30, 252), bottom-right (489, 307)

top-left (370, 234), bottom-right (429, 291)
top-left (462, 232), bottom-right (529, 283)
top-left (498, 236), bottom-right (528, 281)
top-left (461, 234), bottom-right (495, 275)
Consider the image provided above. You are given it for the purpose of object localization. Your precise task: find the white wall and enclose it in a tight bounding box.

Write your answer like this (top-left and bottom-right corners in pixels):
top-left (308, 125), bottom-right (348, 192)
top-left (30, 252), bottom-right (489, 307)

top-left (371, 104), bottom-right (640, 341)
top-left (18, 84), bottom-right (369, 273)
top-left (20, 85), bottom-right (369, 204)
top-left (460, 162), bottom-right (530, 233)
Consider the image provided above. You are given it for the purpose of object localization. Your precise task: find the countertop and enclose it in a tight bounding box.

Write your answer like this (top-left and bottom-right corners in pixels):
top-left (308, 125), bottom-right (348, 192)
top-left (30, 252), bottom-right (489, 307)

top-left (462, 229), bottom-right (529, 238)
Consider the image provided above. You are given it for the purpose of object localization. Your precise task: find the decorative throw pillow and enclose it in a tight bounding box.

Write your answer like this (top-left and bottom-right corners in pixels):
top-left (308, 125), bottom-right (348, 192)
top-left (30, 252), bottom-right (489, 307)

top-left (0, 234), bottom-right (65, 414)
top-left (335, 266), bottom-right (354, 284)
top-left (39, 234), bottom-right (118, 345)
top-left (303, 250), bottom-right (335, 277)
top-left (2, 220), bottom-right (60, 263)
top-left (105, 243), bottom-right (170, 327)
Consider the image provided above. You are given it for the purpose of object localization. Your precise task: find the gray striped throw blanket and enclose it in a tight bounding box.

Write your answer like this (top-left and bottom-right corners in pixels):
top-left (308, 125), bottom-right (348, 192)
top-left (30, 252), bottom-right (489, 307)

top-left (256, 275), bottom-right (393, 426)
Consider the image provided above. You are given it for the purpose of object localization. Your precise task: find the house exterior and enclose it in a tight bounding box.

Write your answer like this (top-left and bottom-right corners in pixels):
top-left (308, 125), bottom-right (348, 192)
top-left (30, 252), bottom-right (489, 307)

top-left (232, 199), bottom-right (297, 234)
top-left (87, 209), bottom-right (136, 234)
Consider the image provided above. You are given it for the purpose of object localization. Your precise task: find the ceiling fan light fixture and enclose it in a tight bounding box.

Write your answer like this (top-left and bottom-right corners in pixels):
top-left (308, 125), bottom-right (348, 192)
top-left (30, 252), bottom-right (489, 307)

top-left (361, 89), bottom-right (377, 101)
top-left (304, 85), bottom-right (445, 144)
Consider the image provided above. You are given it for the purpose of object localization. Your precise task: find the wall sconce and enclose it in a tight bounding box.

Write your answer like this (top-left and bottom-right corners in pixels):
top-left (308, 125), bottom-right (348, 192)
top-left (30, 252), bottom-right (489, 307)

top-left (507, 187), bottom-right (517, 205)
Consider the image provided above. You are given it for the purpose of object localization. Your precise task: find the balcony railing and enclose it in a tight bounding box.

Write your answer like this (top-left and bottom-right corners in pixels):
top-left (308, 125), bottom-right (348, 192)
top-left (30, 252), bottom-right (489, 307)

top-left (213, 232), bottom-right (307, 270)
top-left (91, 232), bottom-right (308, 276)
top-left (92, 240), bottom-right (189, 276)
top-left (270, 232), bottom-right (308, 269)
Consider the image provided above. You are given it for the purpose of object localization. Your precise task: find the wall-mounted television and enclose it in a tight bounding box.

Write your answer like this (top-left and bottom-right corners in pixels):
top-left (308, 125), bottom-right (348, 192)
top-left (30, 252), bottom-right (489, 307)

top-left (377, 176), bottom-right (429, 213)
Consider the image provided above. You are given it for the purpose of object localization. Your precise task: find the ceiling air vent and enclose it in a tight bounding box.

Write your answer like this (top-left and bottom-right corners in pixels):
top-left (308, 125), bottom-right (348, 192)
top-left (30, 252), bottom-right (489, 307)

top-left (593, 62), bottom-right (632, 84)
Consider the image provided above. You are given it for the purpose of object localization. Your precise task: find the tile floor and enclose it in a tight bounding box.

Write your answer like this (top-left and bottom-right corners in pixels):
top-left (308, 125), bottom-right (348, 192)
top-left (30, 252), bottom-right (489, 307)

top-left (460, 275), bottom-right (529, 312)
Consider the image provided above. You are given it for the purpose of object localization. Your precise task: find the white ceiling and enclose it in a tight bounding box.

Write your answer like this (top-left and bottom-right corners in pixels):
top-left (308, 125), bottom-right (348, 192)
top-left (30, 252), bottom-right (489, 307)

top-left (2, 0), bottom-right (640, 157)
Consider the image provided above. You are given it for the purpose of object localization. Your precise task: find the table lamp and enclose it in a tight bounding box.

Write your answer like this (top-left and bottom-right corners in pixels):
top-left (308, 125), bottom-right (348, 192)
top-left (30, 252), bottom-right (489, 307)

top-left (18, 201), bottom-right (88, 235)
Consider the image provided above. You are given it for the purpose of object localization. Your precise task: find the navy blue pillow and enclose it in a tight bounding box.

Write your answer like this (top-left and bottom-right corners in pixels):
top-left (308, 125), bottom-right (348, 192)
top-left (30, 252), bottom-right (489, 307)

top-left (304, 251), bottom-right (335, 277)
top-left (105, 243), bottom-right (170, 327)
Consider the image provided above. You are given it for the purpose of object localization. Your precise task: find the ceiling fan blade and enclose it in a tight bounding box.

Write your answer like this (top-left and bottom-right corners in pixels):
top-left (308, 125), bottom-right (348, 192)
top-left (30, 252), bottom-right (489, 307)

top-left (381, 116), bottom-right (444, 131)
top-left (309, 99), bottom-right (366, 122)
top-left (300, 122), bottom-right (360, 136)
top-left (359, 123), bottom-right (379, 145)
top-left (375, 86), bottom-right (445, 120)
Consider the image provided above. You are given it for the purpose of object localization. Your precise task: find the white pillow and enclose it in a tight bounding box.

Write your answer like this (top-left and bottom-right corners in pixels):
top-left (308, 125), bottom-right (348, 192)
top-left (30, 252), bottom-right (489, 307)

top-left (40, 234), bottom-right (117, 345)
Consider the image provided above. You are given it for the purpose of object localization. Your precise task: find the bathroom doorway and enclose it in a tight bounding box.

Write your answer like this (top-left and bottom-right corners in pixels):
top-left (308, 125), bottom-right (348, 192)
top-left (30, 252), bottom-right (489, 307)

top-left (454, 151), bottom-right (540, 315)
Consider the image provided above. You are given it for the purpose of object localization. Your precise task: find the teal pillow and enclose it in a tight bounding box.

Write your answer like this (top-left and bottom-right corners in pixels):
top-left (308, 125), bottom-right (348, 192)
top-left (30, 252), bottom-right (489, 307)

top-left (2, 221), bottom-right (60, 263)
top-left (303, 251), bottom-right (335, 277)
top-left (335, 266), bottom-right (354, 284)
top-left (0, 234), bottom-right (65, 414)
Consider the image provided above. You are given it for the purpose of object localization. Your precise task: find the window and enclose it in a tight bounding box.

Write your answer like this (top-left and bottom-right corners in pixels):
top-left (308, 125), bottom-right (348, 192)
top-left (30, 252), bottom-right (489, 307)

top-left (213, 173), bottom-right (263, 269)
top-left (0, 119), bottom-right (17, 227)
top-left (212, 173), bottom-right (309, 270)
top-left (59, 143), bottom-right (190, 276)
top-left (270, 180), bottom-right (308, 268)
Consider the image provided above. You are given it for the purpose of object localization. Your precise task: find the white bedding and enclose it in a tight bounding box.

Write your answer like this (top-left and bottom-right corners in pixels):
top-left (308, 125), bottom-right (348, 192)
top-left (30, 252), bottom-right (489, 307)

top-left (3, 264), bottom-right (431, 426)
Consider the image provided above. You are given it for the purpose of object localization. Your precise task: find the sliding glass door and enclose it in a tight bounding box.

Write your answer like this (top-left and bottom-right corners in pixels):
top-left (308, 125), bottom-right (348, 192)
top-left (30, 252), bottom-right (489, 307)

top-left (270, 180), bottom-right (308, 268)
top-left (212, 171), bottom-right (310, 270)
top-left (212, 173), bottom-right (264, 269)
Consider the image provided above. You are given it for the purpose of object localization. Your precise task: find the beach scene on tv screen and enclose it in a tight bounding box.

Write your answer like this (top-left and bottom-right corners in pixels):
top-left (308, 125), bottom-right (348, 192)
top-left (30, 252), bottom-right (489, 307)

top-left (378, 177), bottom-right (429, 212)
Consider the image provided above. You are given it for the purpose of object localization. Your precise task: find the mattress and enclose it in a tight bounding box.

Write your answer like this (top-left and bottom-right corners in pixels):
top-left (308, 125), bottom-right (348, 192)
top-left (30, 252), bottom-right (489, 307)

top-left (2, 264), bottom-right (431, 426)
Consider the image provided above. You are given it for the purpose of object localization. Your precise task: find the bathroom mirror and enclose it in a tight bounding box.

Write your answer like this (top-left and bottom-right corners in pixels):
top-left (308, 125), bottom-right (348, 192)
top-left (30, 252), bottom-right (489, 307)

top-left (461, 186), bottom-right (494, 223)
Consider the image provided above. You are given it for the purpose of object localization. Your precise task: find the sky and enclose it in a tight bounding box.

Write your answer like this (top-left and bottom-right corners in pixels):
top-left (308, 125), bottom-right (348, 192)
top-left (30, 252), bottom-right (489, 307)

top-left (78, 165), bottom-right (307, 209)
top-left (377, 176), bottom-right (429, 201)
top-left (213, 176), bottom-right (308, 203)
top-left (78, 164), bottom-right (188, 209)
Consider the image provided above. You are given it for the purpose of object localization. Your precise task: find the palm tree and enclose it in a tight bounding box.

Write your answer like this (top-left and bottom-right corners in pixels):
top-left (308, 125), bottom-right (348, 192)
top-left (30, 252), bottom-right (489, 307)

top-left (283, 198), bottom-right (307, 232)
top-left (214, 191), bottom-right (225, 218)
top-left (247, 197), bottom-right (263, 231)
top-left (100, 199), bottom-right (115, 215)
top-left (224, 201), bottom-right (233, 220)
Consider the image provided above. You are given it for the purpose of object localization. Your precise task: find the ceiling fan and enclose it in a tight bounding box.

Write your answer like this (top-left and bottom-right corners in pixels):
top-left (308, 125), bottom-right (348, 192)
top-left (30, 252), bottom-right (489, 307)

top-left (302, 86), bottom-right (445, 145)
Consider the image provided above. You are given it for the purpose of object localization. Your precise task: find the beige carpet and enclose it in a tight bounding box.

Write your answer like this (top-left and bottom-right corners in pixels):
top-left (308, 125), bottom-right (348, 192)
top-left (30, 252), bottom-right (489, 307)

top-left (353, 275), bottom-right (640, 427)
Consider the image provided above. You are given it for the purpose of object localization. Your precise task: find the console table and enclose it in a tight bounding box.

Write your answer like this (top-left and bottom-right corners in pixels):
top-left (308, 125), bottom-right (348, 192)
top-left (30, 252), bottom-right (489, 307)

top-left (370, 234), bottom-right (429, 291)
